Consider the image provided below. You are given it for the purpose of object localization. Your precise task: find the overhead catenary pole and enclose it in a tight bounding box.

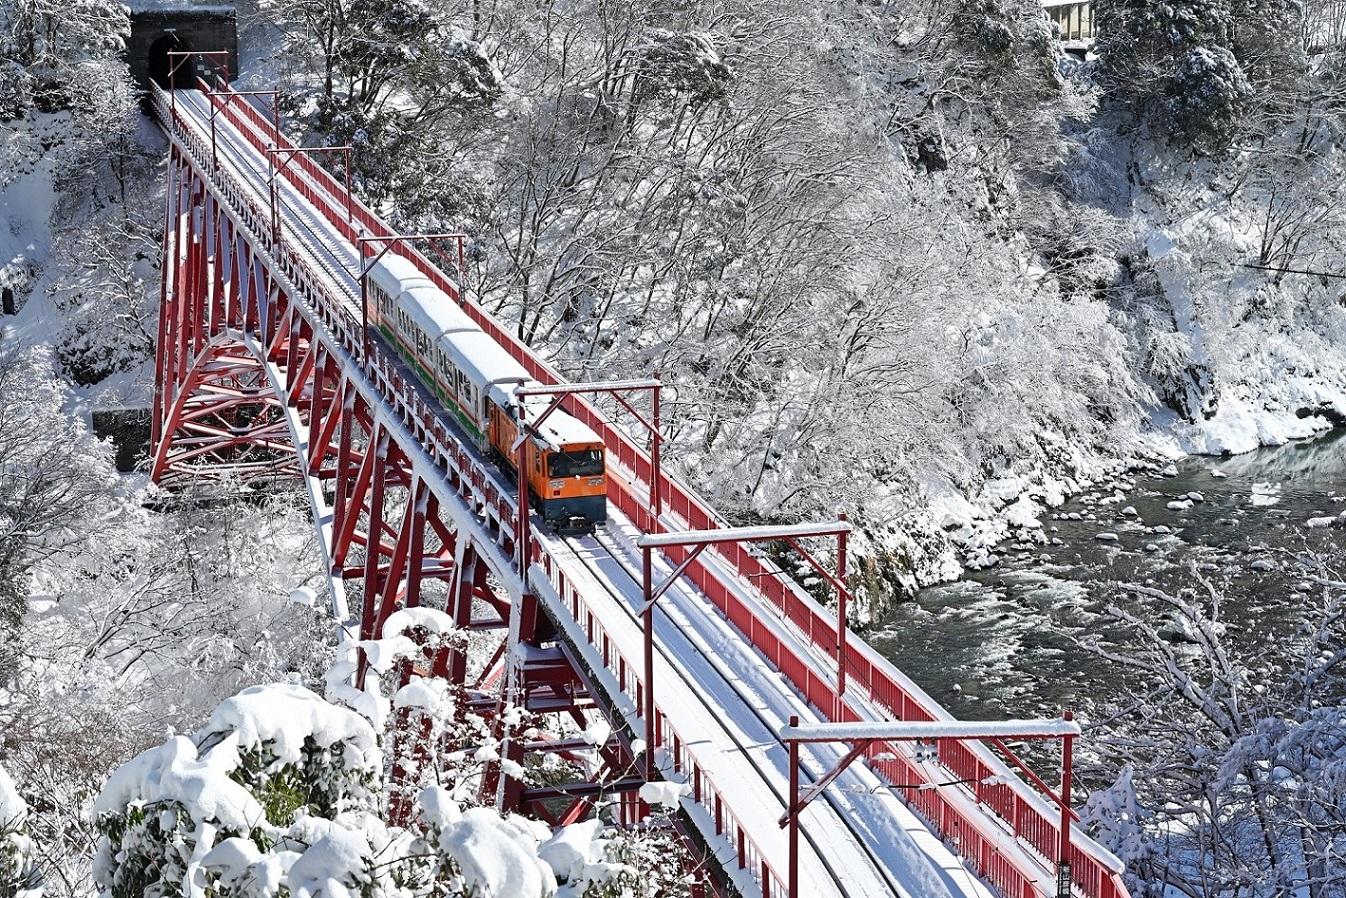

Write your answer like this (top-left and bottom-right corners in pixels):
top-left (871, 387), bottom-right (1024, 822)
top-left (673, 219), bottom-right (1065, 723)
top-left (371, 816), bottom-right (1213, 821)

top-left (1059, 708), bottom-right (1076, 898)
top-left (650, 372), bottom-right (662, 531)
top-left (776, 715), bottom-right (1085, 898)
top-left (787, 714), bottom-right (800, 898)
top-left (205, 89), bottom-right (280, 172)
top-left (266, 146), bottom-right (357, 243)
top-left (636, 519), bottom-right (854, 801)
top-left (165, 46), bottom-right (229, 118)
top-left (516, 394), bottom-right (531, 575)
top-left (643, 543), bottom-right (655, 782)
top-left (835, 512), bottom-right (847, 716)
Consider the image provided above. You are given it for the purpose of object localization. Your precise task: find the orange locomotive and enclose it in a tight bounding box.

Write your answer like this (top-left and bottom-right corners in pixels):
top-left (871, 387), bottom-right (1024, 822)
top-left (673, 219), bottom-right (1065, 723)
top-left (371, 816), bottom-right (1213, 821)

top-left (366, 253), bottom-right (607, 531)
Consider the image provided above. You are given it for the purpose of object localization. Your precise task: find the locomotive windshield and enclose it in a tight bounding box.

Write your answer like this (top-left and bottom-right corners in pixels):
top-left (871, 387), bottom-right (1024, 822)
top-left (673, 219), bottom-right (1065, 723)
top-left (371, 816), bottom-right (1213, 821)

top-left (548, 448), bottom-right (604, 477)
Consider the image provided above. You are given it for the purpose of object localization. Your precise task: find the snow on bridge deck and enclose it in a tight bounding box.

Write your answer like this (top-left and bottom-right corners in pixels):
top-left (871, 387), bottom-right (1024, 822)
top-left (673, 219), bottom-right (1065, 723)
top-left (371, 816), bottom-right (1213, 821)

top-left (159, 85), bottom-right (1122, 898)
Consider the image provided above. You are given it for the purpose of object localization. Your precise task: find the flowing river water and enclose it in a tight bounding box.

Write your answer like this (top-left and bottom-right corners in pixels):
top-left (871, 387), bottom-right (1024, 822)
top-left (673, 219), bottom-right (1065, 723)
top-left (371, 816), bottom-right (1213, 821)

top-left (868, 428), bottom-right (1346, 721)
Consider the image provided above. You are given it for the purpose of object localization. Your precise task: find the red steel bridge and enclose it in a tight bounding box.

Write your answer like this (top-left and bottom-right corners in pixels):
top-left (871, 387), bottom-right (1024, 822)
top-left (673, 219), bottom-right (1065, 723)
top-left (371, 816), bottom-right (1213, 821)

top-left (147, 59), bottom-right (1131, 898)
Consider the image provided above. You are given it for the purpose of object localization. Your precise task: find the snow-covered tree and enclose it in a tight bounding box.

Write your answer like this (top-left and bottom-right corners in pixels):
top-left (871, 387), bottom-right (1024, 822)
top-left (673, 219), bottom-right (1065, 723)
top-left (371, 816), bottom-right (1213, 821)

top-left (1096, 0), bottom-right (1308, 149)
top-left (0, 345), bottom-right (115, 684)
top-left (1080, 570), bottom-right (1346, 897)
top-left (0, 0), bottom-right (129, 113)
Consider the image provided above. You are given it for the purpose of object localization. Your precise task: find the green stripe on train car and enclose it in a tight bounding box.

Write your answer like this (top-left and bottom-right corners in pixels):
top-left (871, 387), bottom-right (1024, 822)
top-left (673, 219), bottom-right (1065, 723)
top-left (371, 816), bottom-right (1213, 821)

top-left (376, 322), bottom-right (484, 442)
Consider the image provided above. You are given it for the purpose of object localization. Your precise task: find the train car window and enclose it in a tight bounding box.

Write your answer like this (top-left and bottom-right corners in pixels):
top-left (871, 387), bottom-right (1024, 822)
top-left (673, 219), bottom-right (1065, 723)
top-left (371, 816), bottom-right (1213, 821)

top-left (548, 448), bottom-right (604, 477)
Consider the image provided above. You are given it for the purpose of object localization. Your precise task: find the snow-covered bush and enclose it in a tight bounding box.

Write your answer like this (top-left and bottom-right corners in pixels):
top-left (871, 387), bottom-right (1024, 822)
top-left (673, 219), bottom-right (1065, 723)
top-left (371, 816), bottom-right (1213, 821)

top-left (92, 683), bottom-right (692, 898)
top-left (550, 818), bottom-right (695, 898)
top-left (0, 763), bottom-right (40, 898)
top-left (92, 684), bottom-right (380, 898)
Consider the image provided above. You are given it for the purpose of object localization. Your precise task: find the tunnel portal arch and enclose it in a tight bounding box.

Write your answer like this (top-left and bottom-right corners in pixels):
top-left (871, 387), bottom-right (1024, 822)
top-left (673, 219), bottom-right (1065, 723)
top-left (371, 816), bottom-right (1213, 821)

top-left (126, 6), bottom-right (238, 93)
top-left (146, 32), bottom-right (196, 89)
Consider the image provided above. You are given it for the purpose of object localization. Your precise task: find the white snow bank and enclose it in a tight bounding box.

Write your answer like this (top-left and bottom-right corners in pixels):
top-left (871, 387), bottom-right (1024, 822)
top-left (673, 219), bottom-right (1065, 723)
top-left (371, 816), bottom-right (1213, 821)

top-left (198, 683), bottom-right (380, 772)
top-left (1172, 393), bottom-right (1335, 456)
top-left (93, 734), bottom-right (268, 832)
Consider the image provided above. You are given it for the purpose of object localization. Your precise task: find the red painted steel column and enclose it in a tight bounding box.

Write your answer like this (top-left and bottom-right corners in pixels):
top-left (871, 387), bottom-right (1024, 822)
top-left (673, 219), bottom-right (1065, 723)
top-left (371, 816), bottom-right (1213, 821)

top-left (515, 397), bottom-right (530, 576)
top-left (787, 715), bottom-right (800, 898)
top-left (152, 149), bottom-right (178, 453)
top-left (650, 375), bottom-right (662, 532)
top-left (1059, 708), bottom-right (1075, 898)
top-left (643, 544), bottom-right (655, 784)
top-left (356, 428), bottom-right (390, 689)
top-left (836, 512), bottom-right (848, 718)
top-left (447, 546), bottom-right (475, 685)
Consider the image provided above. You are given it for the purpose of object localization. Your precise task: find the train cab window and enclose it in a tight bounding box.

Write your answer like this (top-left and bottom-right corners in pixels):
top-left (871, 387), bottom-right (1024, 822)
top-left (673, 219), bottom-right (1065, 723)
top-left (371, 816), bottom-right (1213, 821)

top-left (548, 448), bottom-right (604, 477)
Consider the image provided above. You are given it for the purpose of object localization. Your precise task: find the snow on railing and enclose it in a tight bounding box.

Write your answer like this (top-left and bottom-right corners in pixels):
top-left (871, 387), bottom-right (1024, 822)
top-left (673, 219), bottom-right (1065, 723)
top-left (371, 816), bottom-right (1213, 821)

top-left (162, 80), bottom-right (1130, 898)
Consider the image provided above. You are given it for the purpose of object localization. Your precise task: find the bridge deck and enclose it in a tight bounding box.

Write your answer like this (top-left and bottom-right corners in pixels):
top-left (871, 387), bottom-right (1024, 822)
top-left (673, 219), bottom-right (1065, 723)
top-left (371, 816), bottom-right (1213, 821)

top-left (162, 85), bottom-right (1117, 898)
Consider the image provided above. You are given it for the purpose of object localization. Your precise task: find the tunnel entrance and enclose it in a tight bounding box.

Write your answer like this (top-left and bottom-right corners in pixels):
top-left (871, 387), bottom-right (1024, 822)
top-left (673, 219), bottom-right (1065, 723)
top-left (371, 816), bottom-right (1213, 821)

top-left (147, 33), bottom-right (197, 89)
top-left (127, 6), bottom-right (236, 94)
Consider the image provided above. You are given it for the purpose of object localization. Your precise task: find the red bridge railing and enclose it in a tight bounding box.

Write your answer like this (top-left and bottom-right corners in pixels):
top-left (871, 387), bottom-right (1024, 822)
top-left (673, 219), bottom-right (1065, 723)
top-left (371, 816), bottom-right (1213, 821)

top-left (177, 79), bottom-right (1129, 898)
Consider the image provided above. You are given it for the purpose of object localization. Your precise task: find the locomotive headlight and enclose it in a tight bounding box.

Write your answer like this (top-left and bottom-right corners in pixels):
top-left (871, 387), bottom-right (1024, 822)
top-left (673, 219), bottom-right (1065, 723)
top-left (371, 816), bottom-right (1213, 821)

top-left (549, 480), bottom-right (565, 490)
top-left (588, 477), bottom-right (604, 487)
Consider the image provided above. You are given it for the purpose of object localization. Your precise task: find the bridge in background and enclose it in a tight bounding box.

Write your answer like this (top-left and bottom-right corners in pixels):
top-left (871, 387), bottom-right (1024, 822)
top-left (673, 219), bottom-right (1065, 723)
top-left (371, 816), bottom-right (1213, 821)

top-left (147, 59), bottom-right (1131, 898)
top-left (1040, 0), bottom-right (1346, 54)
top-left (1043, 1), bottom-right (1096, 56)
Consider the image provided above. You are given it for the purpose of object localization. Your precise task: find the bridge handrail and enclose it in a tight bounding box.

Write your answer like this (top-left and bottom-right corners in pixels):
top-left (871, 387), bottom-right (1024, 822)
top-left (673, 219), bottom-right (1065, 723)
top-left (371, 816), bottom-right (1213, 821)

top-left (171, 81), bottom-right (1128, 898)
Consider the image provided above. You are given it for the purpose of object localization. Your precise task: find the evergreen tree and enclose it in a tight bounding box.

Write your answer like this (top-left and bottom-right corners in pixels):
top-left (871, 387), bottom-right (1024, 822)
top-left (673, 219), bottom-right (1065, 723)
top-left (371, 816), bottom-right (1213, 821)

top-left (1096, 0), bottom-right (1308, 149)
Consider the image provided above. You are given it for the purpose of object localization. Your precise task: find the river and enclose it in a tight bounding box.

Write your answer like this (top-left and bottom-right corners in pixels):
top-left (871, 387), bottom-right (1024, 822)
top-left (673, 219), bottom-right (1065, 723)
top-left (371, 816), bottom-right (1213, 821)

top-left (867, 428), bottom-right (1346, 721)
